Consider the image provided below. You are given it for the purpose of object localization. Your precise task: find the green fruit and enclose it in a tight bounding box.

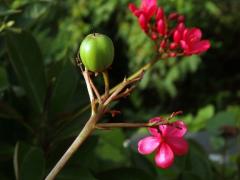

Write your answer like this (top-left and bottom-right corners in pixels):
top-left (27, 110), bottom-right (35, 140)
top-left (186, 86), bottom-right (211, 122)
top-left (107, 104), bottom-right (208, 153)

top-left (79, 33), bottom-right (114, 72)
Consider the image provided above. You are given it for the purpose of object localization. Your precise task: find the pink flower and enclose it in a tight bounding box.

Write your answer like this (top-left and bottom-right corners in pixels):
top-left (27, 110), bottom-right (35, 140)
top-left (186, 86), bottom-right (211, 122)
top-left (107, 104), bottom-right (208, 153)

top-left (129, 0), bottom-right (157, 31)
top-left (138, 117), bottom-right (189, 169)
top-left (173, 24), bottom-right (211, 55)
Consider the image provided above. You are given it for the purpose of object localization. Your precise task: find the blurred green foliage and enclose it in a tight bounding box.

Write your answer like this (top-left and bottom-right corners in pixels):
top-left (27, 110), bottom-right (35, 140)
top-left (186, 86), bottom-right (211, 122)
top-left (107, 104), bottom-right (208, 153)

top-left (0, 0), bottom-right (240, 179)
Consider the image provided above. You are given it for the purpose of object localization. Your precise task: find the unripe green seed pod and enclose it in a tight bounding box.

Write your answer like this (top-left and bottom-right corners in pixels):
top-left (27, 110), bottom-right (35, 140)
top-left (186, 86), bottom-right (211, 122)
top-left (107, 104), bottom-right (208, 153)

top-left (79, 33), bottom-right (114, 72)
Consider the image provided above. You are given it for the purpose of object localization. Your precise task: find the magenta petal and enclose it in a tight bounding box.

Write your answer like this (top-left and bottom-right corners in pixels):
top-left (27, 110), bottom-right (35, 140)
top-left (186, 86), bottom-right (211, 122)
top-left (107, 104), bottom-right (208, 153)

top-left (165, 120), bottom-right (187, 137)
top-left (166, 137), bottom-right (189, 155)
top-left (141, 0), bottom-right (157, 12)
top-left (191, 40), bottom-right (211, 54)
top-left (188, 28), bottom-right (202, 42)
top-left (180, 40), bottom-right (189, 50)
top-left (182, 29), bottom-right (189, 41)
top-left (148, 117), bottom-right (162, 137)
top-left (138, 136), bottom-right (160, 155)
top-left (146, 5), bottom-right (157, 19)
top-left (155, 143), bottom-right (174, 169)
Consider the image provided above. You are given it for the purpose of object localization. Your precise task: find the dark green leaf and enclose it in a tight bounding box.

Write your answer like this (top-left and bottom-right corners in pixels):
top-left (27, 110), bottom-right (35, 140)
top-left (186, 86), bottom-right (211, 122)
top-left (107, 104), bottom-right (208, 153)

top-left (190, 105), bottom-right (215, 132)
top-left (96, 129), bottom-right (127, 163)
top-left (183, 140), bottom-right (213, 180)
top-left (5, 30), bottom-right (47, 114)
top-left (57, 167), bottom-right (97, 180)
top-left (207, 111), bottom-right (236, 135)
top-left (0, 66), bottom-right (9, 91)
top-left (179, 171), bottom-right (202, 180)
top-left (97, 167), bottom-right (155, 180)
top-left (49, 59), bottom-right (78, 114)
top-left (14, 142), bottom-right (45, 180)
top-left (130, 151), bottom-right (157, 177)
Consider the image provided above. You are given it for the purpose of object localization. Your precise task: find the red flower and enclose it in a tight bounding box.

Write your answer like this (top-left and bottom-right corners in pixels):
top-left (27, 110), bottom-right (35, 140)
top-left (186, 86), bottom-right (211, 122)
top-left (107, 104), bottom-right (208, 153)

top-left (129, 0), bottom-right (158, 31)
top-left (138, 117), bottom-right (189, 169)
top-left (173, 24), bottom-right (211, 55)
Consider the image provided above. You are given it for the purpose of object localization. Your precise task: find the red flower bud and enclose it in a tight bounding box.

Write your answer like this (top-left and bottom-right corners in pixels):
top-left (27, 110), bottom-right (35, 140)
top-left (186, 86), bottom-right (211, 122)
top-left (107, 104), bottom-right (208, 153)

top-left (177, 22), bottom-right (185, 32)
top-left (157, 19), bottom-right (166, 35)
top-left (160, 40), bottom-right (167, 48)
top-left (169, 52), bottom-right (177, 57)
top-left (173, 30), bottom-right (181, 43)
top-left (151, 32), bottom-right (158, 40)
top-left (170, 42), bottom-right (178, 50)
top-left (168, 12), bottom-right (179, 20)
top-left (156, 7), bottom-right (164, 20)
top-left (178, 15), bottom-right (185, 22)
top-left (138, 14), bottom-right (148, 31)
top-left (128, 4), bottom-right (137, 14)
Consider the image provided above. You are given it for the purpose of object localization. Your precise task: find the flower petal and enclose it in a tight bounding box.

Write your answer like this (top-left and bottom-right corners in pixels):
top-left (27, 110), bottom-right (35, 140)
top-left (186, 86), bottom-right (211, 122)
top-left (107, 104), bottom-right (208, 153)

top-left (180, 40), bottom-right (189, 50)
top-left (148, 117), bottom-right (163, 137)
top-left (138, 136), bottom-right (160, 155)
top-left (155, 143), bottom-right (174, 168)
top-left (191, 40), bottom-right (211, 54)
top-left (161, 120), bottom-right (187, 138)
top-left (141, 0), bottom-right (157, 18)
top-left (166, 137), bottom-right (189, 155)
top-left (182, 29), bottom-right (189, 41)
top-left (187, 28), bottom-right (202, 43)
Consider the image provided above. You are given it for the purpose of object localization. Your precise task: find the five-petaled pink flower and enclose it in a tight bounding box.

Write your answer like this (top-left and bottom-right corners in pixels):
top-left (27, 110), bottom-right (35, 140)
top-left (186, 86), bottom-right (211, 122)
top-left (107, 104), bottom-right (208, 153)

top-left (173, 23), bottom-right (211, 55)
top-left (129, 0), bottom-right (157, 31)
top-left (138, 117), bottom-right (189, 169)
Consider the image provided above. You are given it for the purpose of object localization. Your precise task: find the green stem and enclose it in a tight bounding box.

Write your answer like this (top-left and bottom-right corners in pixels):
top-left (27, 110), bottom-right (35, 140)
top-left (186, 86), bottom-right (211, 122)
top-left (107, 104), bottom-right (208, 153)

top-left (102, 71), bottom-right (109, 98)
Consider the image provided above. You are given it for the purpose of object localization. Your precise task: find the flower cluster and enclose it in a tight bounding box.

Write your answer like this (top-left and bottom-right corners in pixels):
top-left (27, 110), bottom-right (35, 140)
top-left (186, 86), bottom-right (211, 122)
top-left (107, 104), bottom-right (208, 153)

top-left (138, 117), bottom-right (188, 169)
top-left (129, 0), bottom-right (210, 57)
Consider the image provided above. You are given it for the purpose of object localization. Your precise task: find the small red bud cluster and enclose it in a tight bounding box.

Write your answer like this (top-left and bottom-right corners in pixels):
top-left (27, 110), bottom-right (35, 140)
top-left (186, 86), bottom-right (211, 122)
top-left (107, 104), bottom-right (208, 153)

top-left (129, 0), bottom-right (210, 57)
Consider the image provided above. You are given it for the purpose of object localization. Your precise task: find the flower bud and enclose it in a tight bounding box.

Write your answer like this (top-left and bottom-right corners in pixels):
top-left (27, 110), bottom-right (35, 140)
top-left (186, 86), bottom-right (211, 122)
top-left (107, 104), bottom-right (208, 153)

top-left (178, 15), bottom-right (185, 22)
top-left (173, 30), bottom-right (181, 43)
top-left (157, 19), bottom-right (166, 35)
top-left (156, 7), bottom-right (164, 20)
top-left (168, 12), bottom-right (179, 20)
top-left (170, 42), bottom-right (178, 50)
top-left (138, 14), bottom-right (148, 32)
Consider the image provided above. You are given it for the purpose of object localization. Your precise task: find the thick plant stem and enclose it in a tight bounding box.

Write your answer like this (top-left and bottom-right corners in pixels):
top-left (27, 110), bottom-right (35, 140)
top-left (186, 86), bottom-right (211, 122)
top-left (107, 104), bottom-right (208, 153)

top-left (45, 108), bottom-right (104, 180)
